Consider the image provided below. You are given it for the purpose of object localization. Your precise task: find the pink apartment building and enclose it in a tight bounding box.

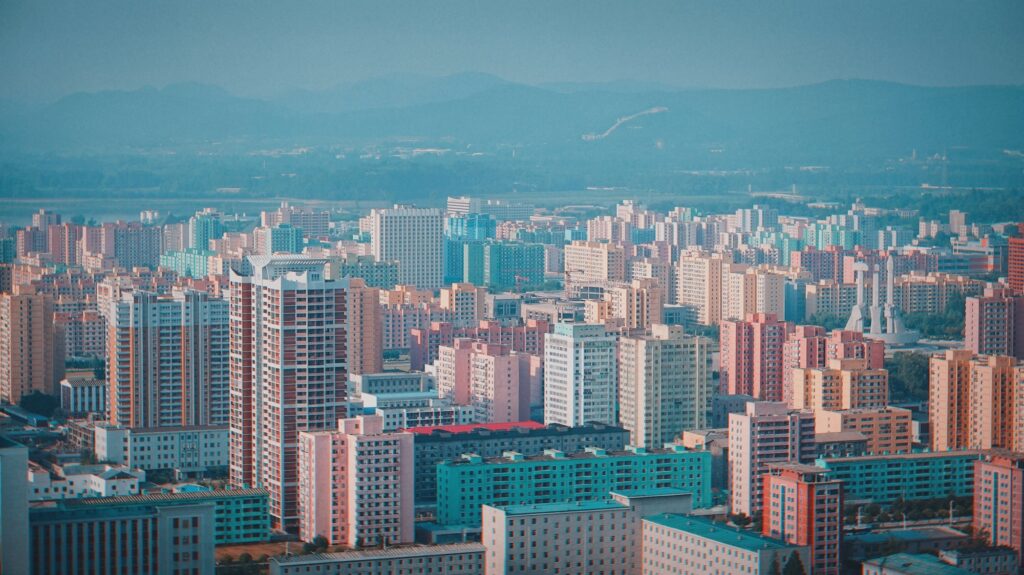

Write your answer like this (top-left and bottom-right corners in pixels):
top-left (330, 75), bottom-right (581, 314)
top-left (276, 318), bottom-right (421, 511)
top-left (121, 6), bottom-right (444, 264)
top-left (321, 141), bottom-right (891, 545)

top-left (434, 339), bottom-right (531, 423)
top-left (298, 414), bottom-right (414, 547)
top-left (229, 256), bottom-right (348, 531)
top-left (720, 313), bottom-right (793, 401)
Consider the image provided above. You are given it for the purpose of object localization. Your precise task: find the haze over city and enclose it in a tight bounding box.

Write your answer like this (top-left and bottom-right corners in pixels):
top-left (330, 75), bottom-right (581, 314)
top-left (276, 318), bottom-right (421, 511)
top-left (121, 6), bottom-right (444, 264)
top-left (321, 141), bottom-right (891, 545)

top-left (1, 2), bottom-right (1024, 575)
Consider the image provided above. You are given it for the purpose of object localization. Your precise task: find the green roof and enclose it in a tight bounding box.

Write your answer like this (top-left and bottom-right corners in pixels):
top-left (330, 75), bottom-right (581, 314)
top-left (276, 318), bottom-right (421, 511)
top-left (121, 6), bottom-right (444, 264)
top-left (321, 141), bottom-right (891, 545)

top-left (611, 487), bottom-right (691, 498)
top-left (643, 514), bottom-right (794, 552)
top-left (863, 553), bottom-right (976, 575)
top-left (493, 500), bottom-right (627, 515)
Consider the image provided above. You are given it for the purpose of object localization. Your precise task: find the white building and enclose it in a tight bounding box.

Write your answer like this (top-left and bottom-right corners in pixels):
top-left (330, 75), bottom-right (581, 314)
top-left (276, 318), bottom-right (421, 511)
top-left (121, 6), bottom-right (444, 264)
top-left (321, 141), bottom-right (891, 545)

top-left (544, 323), bottom-right (618, 427)
top-left (642, 514), bottom-right (810, 575)
top-left (27, 462), bottom-right (144, 501)
top-left (59, 376), bottom-right (107, 416)
top-left (369, 206), bottom-right (444, 290)
top-left (618, 325), bottom-right (714, 448)
top-left (356, 391), bottom-right (475, 431)
top-left (94, 425), bottom-right (229, 478)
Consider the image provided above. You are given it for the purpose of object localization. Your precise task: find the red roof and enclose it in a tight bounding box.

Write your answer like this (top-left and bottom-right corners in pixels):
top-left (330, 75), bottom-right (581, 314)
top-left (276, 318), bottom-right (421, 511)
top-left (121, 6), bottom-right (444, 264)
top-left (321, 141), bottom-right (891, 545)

top-left (403, 421), bottom-right (546, 435)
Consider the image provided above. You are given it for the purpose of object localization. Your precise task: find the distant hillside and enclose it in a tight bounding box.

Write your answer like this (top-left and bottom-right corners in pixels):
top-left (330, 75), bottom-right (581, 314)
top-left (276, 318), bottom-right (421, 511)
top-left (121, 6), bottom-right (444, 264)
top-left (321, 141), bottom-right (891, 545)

top-left (3, 76), bottom-right (1023, 168)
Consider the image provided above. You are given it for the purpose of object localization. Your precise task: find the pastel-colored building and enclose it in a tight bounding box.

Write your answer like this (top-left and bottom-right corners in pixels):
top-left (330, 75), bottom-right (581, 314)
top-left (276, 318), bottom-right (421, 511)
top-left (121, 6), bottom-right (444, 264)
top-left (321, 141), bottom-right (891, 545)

top-left (483, 501), bottom-right (640, 575)
top-left (720, 313), bottom-right (793, 401)
top-left (0, 292), bottom-right (64, 404)
top-left (106, 288), bottom-right (229, 428)
top-left (229, 256), bottom-right (348, 531)
top-left (434, 339), bottom-right (531, 423)
top-left (437, 445), bottom-right (711, 527)
top-left (94, 425), bottom-right (229, 477)
top-left (816, 450), bottom-right (983, 504)
top-left (966, 286), bottom-right (1024, 359)
top-left (929, 350), bottom-right (1024, 452)
top-left (815, 407), bottom-right (913, 455)
top-left (408, 421), bottom-right (628, 506)
top-left (973, 452), bottom-right (1024, 562)
top-left (791, 358), bottom-right (889, 412)
top-left (369, 206), bottom-right (444, 290)
top-left (298, 415), bottom-right (414, 547)
top-left (863, 553), bottom-right (977, 575)
top-left (729, 401), bottom-right (816, 516)
top-left (618, 324), bottom-right (714, 447)
top-left (763, 463), bottom-right (843, 575)
top-left (642, 514), bottom-right (811, 575)
top-left (27, 462), bottom-right (144, 501)
top-left (544, 323), bottom-right (618, 427)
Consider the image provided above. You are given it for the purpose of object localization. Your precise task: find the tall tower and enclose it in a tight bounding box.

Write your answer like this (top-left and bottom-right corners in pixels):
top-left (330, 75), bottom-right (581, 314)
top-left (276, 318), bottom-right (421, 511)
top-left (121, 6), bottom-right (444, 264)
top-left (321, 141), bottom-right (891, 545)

top-left (618, 324), bottom-right (714, 447)
top-left (543, 323), bottom-right (618, 427)
top-left (107, 289), bottom-right (229, 428)
top-left (229, 256), bottom-right (348, 531)
top-left (369, 206), bottom-right (444, 290)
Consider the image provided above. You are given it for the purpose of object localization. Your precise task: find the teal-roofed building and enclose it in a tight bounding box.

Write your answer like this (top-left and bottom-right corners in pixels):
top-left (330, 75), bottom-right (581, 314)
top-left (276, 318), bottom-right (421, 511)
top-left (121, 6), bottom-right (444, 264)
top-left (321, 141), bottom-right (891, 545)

top-left (816, 450), bottom-right (983, 504)
top-left (863, 553), bottom-right (976, 575)
top-left (642, 514), bottom-right (810, 575)
top-left (436, 444), bottom-right (710, 526)
top-left (63, 487), bottom-right (270, 544)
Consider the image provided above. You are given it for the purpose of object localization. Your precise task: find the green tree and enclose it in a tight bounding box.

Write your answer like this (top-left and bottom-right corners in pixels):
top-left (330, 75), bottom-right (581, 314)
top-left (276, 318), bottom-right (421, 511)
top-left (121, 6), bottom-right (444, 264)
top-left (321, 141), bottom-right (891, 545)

top-left (20, 392), bottom-right (60, 417)
top-left (768, 554), bottom-right (782, 575)
top-left (783, 552), bottom-right (808, 575)
top-left (886, 352), bottom-right (930, 400)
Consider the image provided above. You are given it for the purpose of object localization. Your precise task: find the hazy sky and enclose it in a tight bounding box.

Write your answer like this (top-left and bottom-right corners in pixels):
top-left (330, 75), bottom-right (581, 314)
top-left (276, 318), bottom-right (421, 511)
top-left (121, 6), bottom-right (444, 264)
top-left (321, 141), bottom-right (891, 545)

top-left (2, 0), bottom-right (1023, 102)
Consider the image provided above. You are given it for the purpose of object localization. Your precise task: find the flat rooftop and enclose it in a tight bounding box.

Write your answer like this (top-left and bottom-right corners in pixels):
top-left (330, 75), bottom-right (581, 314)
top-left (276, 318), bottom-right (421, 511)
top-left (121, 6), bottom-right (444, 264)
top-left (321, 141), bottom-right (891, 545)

top-left (819, 449), bottom-right (985, 464)
top-left (643, 514), bottom-right (795, 552)
top-left (494, 500), bottom-right (627, 516)
top-left (404, 421), bottom-right (546, 435)
top-left (862, 553), bottom-right (976, 575)
top-left (847, 526), bottom-right (968, 544)
top-left (271, 543), bottom-right (486, 566)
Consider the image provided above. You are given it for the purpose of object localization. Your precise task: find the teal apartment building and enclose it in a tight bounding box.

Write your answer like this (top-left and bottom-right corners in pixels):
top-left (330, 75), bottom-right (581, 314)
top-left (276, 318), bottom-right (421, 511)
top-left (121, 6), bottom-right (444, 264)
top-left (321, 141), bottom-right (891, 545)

top-left (64, 487), bottom-right (271, 544)
top-left (437, 445), bottom-right (711, 526)
top-left (816, 450), bottom-right (984, 504)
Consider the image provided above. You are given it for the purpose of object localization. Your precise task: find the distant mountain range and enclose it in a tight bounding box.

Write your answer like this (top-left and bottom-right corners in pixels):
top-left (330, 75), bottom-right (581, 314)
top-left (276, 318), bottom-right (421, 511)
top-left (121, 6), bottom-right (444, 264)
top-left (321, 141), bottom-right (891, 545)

top-left (3, 73), bottom-right (1024, 168)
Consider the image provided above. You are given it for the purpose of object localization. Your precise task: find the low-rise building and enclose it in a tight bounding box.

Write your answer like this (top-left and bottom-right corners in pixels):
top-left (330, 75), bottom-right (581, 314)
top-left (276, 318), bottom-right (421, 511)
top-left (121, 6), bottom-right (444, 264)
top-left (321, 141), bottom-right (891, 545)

top-left (863, 552), bottom-right (976, 575)
top-left (64, 487), bottom-right (270, 544)
top-left (269, 543), bottom-right (485, 575)
top-left (30, 498), bottom-right (216, 575)
top-left (94, 425), bottom-right (229, 479)
top-left (409, 421), bottom-right (628, 506)
top-left (816, 450), bottom-right (983, 504)
top-left (27, 462), bottom-right (144, 501)
top-left (642, 514), bottom-right (811, 575)
top-left (59, 376), bottom-right (107, 416)
top-left (437, 445), bottom-right (711, 527)
top-left (939, 547), bottom-right (1019, 575)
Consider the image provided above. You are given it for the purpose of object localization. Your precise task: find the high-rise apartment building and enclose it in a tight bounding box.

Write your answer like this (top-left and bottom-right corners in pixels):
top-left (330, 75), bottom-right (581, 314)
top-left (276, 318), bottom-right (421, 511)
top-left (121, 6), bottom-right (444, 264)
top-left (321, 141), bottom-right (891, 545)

top-left (229, 256), bottom-right (348, 531)
top-left (618, 324), bottom-right (714, 447)
top-left (782, 327), bottom-right (885, 404)
top-left (728, 401), bottom-right (816, 516)
top-left (563, 240), bottom-right (626, 292)
top-left (585, 278), bottom-right (665, 333)
top-left (973, 452), bottom-right (1024, 562)
top-left (966, 286), bottom-right (1024, 359)
top-left (106, 289), bottom-right (229, 428)
top-left (261, 202), bottom-right (330, 238)
top-left (439, 282), bottom-right (487, 328)
top-left (720, 313), bottom-right (793, 401)
top-left (929, 350), bottom-right (1024, 452)
top-left (434, 339), bottom-right (531, 423)
top-left (342, 277), bottom-right (382, 376)
top-left (188, 209), bottom-right (224, 250)
top-left (0, 293), bottom-right (64, 404)
top-left (544, 323), bottom-right (618, 427)
top-left (675, 251), bottom-right (724, 325)
top-left (369, 206), bottom-right (444, 290)
top-left (790, 358), bottom-right (889, 412)
top-left (763, 463), bottom-right (843, 575)
top-left (1008, 223), bottom-right (1024, 293)
top-left (297, 415), bottom-right (413, 547)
